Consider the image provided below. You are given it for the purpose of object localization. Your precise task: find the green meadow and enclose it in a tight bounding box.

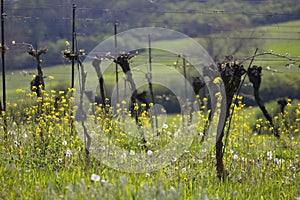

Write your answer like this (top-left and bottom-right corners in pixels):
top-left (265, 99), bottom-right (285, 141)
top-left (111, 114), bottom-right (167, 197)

top-left (0, 20), bottom-right (300, 199)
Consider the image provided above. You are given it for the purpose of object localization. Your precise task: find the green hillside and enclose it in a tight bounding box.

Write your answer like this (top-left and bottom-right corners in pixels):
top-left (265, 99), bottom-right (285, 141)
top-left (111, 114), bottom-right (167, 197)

top-left (4, 0), bottom-right (300, 69)
top-left (238, 20), bottom-right (300, 104)
top-left (3, 19), bottom-right (300, 108)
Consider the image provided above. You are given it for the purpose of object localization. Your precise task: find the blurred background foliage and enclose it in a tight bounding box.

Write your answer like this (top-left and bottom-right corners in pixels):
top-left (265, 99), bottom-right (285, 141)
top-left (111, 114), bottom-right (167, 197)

top-left (2, 0), bottom-right (300, 111)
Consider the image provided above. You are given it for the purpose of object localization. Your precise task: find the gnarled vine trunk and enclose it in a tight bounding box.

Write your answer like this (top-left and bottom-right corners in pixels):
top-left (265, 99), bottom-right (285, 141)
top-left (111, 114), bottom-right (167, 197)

top-left (28, 46), bottom-right (47, 97)
top-left (114, 53), bottom-right (148, 149)
top-left (216, 62), bottom-right (246, 179)
top-left (92, 58), bottom-right (106, 105)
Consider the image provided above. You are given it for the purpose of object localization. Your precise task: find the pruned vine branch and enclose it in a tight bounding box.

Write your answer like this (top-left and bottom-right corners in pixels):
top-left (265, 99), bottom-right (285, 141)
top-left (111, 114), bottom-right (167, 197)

top-left (239, 51), bottom-right (300, 67)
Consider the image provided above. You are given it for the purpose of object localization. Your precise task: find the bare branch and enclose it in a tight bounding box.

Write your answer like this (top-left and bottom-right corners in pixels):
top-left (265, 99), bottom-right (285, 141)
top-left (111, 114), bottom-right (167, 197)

top-left (240, 51), bottom-right (299, 64)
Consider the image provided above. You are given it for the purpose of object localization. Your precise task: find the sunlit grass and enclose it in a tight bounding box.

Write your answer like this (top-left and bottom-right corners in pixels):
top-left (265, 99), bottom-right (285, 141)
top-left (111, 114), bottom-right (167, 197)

top-left (0, 87), bottom-right (299, 199)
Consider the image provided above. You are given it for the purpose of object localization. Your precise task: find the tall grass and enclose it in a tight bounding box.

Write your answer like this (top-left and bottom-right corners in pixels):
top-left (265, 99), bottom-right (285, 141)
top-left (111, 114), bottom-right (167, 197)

top-left (0, 87), bottom-right (299, 199)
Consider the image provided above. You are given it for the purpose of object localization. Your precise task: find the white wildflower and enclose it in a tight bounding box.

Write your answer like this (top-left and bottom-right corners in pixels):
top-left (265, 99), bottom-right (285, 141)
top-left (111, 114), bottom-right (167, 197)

top-left (162, 123), bottom-right (168, 129)
top-left (99, 146), bottom-right (106, 151)
top-left (233, 154), bottom-right (238, 160)
top-left (187, 124), bottom-right (194, 130)
top-left (169, 186), bottom-right (176, 192)
top-left (91, 174), bottom-right (100, 182)
top-left (147, 150), bottom-right (153, 156)
top-left (129, 150), bottom-right (135, 156)
top-left (171, 157), bottom-right (177, 162)
top-left (275, 158), bottom-right (282, 165)
top-left (65, 150), bottom-right (72, 157)
top-left (121, 153), bottom-right (127, 159)
top-left (14, 141), bottom-right (20, 147)
top-left (173, 131), bottom-right (178, 137)
top-left (9, 130), bottom-right (16, 135)
top-left (267, 151), bottom-right (273, 160)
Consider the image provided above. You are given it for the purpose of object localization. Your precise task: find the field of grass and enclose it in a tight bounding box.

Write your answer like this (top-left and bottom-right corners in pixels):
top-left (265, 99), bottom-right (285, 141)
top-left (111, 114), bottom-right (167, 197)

top-left (249, 20), bottom-right (300, 84)
top-left (0, 89), bottom-right (299, 199)
top-left (4, 51), bottom-right (198, 105)
top-left (258, 20), bottom-right (300, 56)
top-left (4, 21), bottom-right (300, 105)
top-left (1, 20), bottom-right (300, 199)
